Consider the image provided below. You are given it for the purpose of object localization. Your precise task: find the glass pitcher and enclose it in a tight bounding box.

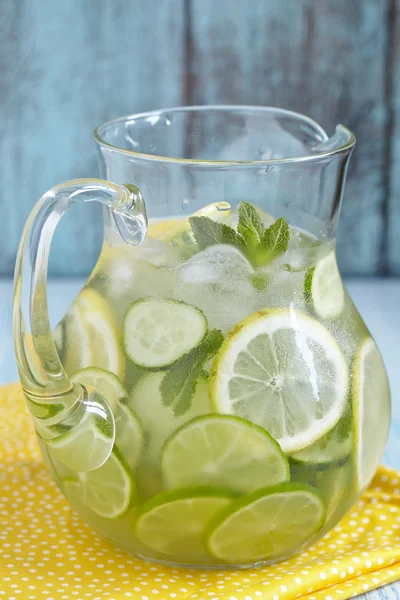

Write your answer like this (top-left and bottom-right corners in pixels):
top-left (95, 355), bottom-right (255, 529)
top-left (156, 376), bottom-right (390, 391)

top-left (13, 106), bottom-right (391, 568)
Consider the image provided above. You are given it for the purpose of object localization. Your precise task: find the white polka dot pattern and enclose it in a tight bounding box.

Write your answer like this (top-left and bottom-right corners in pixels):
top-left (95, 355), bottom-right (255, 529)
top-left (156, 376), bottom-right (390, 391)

top-left (0, 383), bottom-right (400, 600)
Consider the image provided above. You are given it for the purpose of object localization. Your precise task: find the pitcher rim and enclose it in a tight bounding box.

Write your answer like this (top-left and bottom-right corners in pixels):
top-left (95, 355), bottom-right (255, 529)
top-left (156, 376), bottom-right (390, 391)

top-left (93, 105), bottom-right (356, 166)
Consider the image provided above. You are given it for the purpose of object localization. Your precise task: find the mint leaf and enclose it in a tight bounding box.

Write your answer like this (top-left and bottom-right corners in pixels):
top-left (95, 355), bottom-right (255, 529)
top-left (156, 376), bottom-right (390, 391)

top-left (237, 201), bottom-right (265, 247)
top-left (189, 208), bottom-right (290, 268)
top-left (260, 217), bottom-right (290, 252)
top-left (160, 329), bottom-right (224, 416)
top-left (189, 216), bottom-right (244, 249)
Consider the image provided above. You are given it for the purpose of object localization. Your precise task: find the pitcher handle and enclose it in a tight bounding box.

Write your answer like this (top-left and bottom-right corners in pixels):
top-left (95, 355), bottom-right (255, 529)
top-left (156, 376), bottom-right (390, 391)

top-left (13, 178), bottom-right (147, 471)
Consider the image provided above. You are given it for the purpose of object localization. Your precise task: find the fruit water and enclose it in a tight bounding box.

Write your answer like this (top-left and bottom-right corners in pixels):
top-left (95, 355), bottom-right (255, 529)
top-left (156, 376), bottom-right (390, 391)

top-left (40, 202), bottom-right (390, 567)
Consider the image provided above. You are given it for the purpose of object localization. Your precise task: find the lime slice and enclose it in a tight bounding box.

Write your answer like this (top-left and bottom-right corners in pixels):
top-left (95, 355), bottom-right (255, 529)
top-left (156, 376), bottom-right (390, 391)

top-left (207, 483), bottom-right (325, 563)
top-left (123, 298), bottom-right (207, 369)
top-left (37, 436), bottom-right (77, 481)
top-left (320, 462), bottom-right (353, 528)
top-left (210, 308), bottom-right (348, 453)
top-left (71, 367), bottom-right (126, 412)
top-left (129, 372), bottom-right (210, 470)
top-left (148, 202), bottom-right (232, 246)
top-left (290, 410), bottom-right (352, 468)
top-left (305, 250), bottom-right (345, 319)
top-left (161, 415), bottom-right (289, 494)
top-left (290, 460), bottom-right (353, 531)
top-left (38, 436), bottom-right (68, 481)
top-left (28, 397), bottom-right (68, 421)
top-left (114, 402), bottom-right (144, 470)
top-left (71, 367), bottom-right (144, 469)
top-left (135, 487), bottom-right (233, 562)
top-left (62, 448), bottom-right (135, 518)
top-left (353, 337), bottom-right (391, 491)
top-left (46, 409), bottom-right (114, 472)
top-left (62, 477), bottom-right (83, 504)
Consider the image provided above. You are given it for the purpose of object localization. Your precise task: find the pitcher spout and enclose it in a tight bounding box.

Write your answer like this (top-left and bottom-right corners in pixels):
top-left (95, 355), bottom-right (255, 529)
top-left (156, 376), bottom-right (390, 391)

top-left (311, 124), bottom-right (356, 155)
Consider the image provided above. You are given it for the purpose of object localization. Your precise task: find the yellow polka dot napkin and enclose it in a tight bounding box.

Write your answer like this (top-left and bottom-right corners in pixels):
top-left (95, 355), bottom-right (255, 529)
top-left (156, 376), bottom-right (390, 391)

top-left (1, 383), bottom-right (400, 600)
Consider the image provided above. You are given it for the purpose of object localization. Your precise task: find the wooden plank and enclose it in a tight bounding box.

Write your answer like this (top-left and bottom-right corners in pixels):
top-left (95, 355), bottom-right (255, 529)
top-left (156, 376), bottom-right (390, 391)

top-left (388, 0), bottom-right (400, 275)
top-left (361, 583), bottom-right (400, 600)
top-left (0, 0), bottom-right (185, 276)
top-left (189, 0), bottom-right (389, 275)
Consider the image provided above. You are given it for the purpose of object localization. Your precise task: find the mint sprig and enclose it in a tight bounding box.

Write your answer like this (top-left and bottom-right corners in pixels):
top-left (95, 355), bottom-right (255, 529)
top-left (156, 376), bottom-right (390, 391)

top-left (160, 329), bottom-right (224, 416)
top-left (189, 216), bottom-right (243, 249)
top-left (189, 201), bottom-right (290, 266)
top-left (260, 216), bottom-right (290, 252)
top-left (237, 201), bottom-right (265, 247)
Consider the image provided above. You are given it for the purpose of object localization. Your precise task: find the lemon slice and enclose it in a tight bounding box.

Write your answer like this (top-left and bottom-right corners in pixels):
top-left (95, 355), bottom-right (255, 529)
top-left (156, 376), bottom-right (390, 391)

top-left (54, 301), bottom-right (92, 375)
top-left (353, 337), bottom-right (391, 491)
top-left (55, 288), bottom-right (124, 379)
top-left (76, 289), bottom-right (125, 378)
top-left (207, 483), bottom-right (325, 564)
top-left (210, 308), bottom-right (348, 453)
top-left (147, 202), bottom-right (232, 246)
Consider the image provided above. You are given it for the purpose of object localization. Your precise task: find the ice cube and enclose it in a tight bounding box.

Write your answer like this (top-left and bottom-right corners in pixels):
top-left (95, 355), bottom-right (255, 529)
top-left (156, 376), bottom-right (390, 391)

top-left (177, 244), bottom-right (254, 284)
top-left (99, 248), bottom-right (177, 320)
top-left (174, 245), bottom-right (256, 333)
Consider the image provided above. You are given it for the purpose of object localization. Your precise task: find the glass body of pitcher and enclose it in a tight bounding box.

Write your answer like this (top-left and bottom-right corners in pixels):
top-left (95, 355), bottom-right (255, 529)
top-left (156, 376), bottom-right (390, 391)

top-left (13, 106), bottom-right (391, 568)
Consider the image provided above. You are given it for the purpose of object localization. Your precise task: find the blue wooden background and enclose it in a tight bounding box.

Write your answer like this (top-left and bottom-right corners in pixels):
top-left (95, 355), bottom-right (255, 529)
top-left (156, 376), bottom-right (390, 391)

top-left (1, 0), bottom-right (399, 276)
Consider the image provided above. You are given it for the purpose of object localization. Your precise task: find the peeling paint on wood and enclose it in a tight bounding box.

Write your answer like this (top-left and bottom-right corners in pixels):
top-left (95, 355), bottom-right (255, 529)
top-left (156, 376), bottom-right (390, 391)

top-left (189, 0), bottom-right (390, 275)
top-left (388, 0), bottom-right (400, 275)
top-left (0, 0), bottom-right (398, 275)
top-left (0, 0), bottom-right (185, 275)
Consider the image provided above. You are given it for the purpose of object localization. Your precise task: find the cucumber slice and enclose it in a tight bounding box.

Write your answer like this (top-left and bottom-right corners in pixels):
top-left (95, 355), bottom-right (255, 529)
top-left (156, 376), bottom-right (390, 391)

top-left (123, 298), bottom-right (207, 369)
top-left (129, 372), bottom-right (210, 471)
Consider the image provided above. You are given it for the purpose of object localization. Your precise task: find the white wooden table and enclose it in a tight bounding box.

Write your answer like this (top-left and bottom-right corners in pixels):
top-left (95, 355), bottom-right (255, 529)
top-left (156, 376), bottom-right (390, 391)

top-left (1, 278), bottom-right (399, 599)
